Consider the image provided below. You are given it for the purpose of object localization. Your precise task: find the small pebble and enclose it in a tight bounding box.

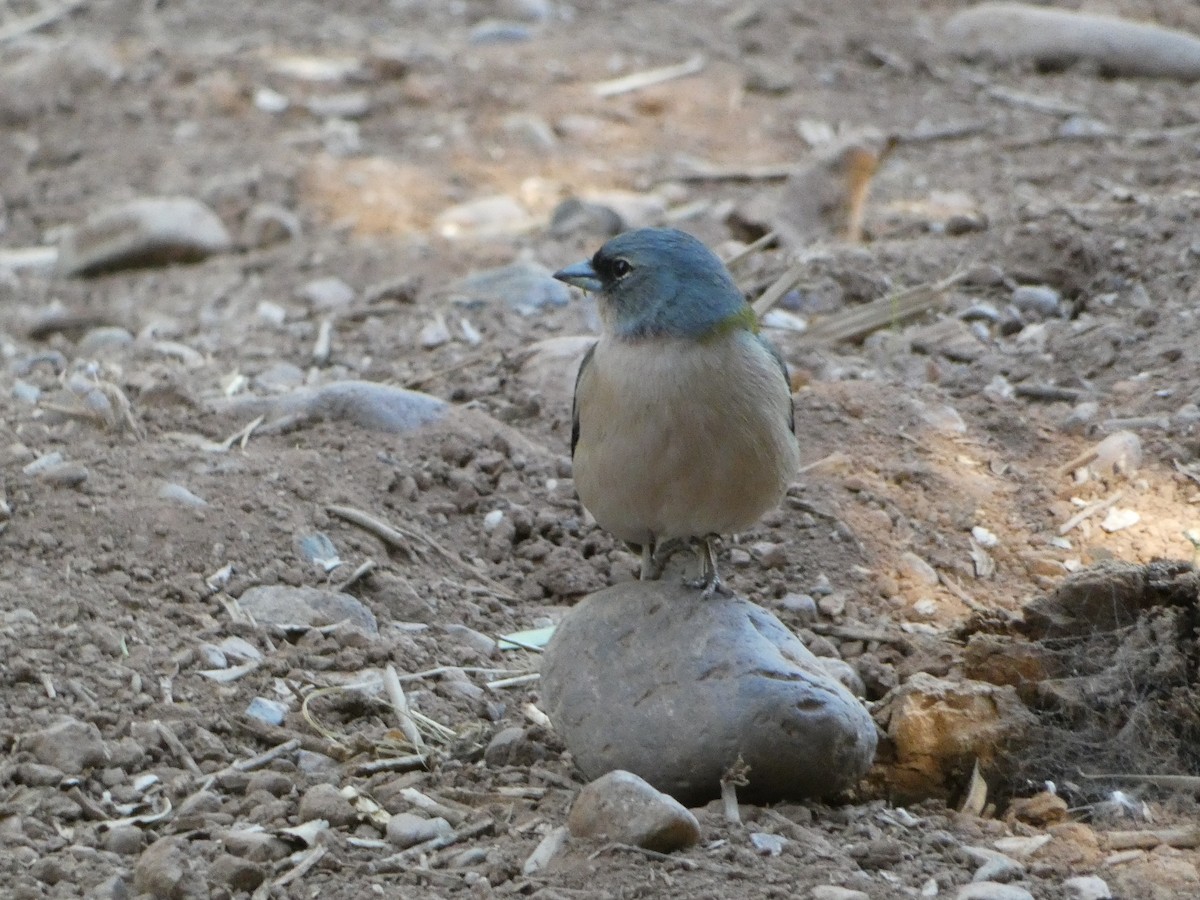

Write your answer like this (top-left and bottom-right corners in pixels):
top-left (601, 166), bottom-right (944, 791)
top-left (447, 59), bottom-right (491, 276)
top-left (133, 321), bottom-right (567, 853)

top-left (297, 783), bottom-right (357, 828)
top-left (1062, 875), bottom-right (1112, 900)
top-left (386, 813), bottom-right (454, 849)
top-left (749, 831), bottom-right (786, 856)
top-left (1099, 508), bottom-right (1140, 533)
top-left (779, 593), bottom-right (817, 622)
top-left (970, 526), bottom-right (998, 548)
top-left (811, 888), bottom-right (869, 900)
top-left (522, 826), bottom-right (569, 875)
top-left (482, 509), bottom-right (505, 532)
top-left (956, 882), bottom-right (1034, 900)
top-left (298, 276), bottom-right (354, 311)
top-left (567, 769), bottom-right (700, 852)
top-left (1011, 285), bottom-right (1061, 318)
top-left (159, 482), bottom-right (207, 507)
top-left (245, 697), bottom-right (288, 726)
top-left (419, 315), bottom-right (452, 349)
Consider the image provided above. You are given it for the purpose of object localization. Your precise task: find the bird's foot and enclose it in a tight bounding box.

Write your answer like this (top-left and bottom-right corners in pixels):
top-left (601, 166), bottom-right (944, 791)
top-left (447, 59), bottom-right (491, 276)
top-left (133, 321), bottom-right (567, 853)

top-left (682, 535), bottom-right (731, 597)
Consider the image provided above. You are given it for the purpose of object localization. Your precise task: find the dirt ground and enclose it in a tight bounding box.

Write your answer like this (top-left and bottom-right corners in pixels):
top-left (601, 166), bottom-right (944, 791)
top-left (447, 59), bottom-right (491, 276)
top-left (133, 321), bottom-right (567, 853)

top-left (3, 0), bottom-right (1200, 897)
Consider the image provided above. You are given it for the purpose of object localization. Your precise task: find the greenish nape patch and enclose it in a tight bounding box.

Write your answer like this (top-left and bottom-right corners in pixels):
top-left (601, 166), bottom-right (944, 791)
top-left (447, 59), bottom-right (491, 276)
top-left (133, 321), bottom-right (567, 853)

top-left (699, 304), bottom-right (759, 342)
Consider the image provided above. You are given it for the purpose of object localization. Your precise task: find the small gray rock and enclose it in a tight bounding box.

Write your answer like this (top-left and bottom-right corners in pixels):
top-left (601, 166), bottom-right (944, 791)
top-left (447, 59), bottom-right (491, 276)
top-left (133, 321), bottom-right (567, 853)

top-left (15, 762), bottom-right (65, 786)
top-left (221, 828), bottom-right (291, 862)
top-left (133, 836), bottom-right (191, 899)
top-left (245, 697), bottom-right (288, 726)
top-left (445, 261), bottom-right (571, 316)
top-left (548, 198), bottom-right (624, 238)
top-left (23, 717), bottom-right (109, 774)
top-left (956, 884), bottom-right (1034, 900)
top-left (484, 726), bottom-right (546, 767)
top-left (213, 380), bottom-right (447, 434)
top-left (208, 853), bottom-right (266, 892)
top-left (749, 831), bottom-right (786, 856)
top-left (386, 813), bottom-right (453, 848)
top-left (567, 770), bottom-right (700, 852)
top-left (542, 582), bottom-right (877, 803)
top-left (240, 202), bottom-right (301, 248)
top-left (1063, 875), bottom-right (1111, 900)
top-left (298, 783), bottom-right (357, 828)
top-left (103, 825), bottom-right (146, 856)
top-left (76, 327), bottom-right (134, 358)
top-left (245, 771), bottom-right (293, 797)
top-left (238, 585), bottom-right (378, 633)
top-left (1011, 285), bottom-right (1061, 318)
top-left (811, 887), bottom-right (869, 900)
top-left (59, 196), bottom-right (232, 276)
top-left (298, 276), bottom-right (355, 311)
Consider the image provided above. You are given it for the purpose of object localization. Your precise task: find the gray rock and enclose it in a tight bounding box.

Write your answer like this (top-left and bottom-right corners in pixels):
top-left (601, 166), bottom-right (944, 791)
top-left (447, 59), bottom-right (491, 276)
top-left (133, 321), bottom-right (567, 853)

top-left (749, 831), bottom-right (786, 856)
top-left (245, 771), bottom-right (293, 797)
top-left (213, 380), bottom-right (447, 434)
top-left (548, 198), bottom-right (624, 238)
top-left (84, 875), bottom-right (129, 900)
top-left (76, 327), bottom-right (135, 358)
top-left (542, 582), bottom-right (877, 804)
top-left (240, 202), bottom-right (301, 248)
top-left (102, 825), bottom-right (146, 856)
top-left (16, 762), bottom-right (64, 786)
top-left (133, 836), bottom-right (192, 899)
top-left (386, 812), bottom-right (454, 848)
top-left (811, 888), bottom-right (869, 900)
top-left (298, 783), bottom-right (357, 827)
top-left (209, 853), bottom-right (266, 891)
top-left (815, 657), bottom-right (867, 698)
top-left (444, 261), bottom-right (571, 316)
top-left (956, 884), bottom-right (1034, 900)
top-left (522, 825), bottom-right (569, 875)
top-left (567, 770), bottom-right (700, 852)
top-left (1011, 285), bottom-right (1061, 318)
top-left (221, 828), bottom-right (291, 862)
top-left (298, 276), bottom-right (355, 311)
top-left (239, 584), bottom-right (377, 633)
top-left (1063, 875), bottom-right (1112, 900)
top-left (59, 197), bottom-right (232, 276)
top-left (484, 726), bottom-right (546, 767)
top-left (23, 717), bottom-right (109, 774)
top-left (245, 697), bottom-right (288, 726)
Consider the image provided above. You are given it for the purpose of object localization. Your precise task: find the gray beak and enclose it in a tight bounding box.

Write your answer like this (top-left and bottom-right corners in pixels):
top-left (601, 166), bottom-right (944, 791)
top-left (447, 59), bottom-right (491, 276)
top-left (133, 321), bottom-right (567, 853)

top-left (553, 260), bottom-right (603, 293)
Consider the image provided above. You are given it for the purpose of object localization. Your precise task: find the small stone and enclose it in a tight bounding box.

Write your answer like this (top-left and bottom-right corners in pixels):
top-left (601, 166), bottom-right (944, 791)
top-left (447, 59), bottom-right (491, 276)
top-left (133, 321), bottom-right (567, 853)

top-left (296, 750), bottom-right (339, 775)
top-left (1099, 508), bottom-right (1140, 533)
top-left (743, 60), bottom-right (796, 94)
top-left (435, 195), bottom-right (535, 239)
top-left (103, 826), bottom-right (146, 856)
top-left (419, 314), bottom-right (452, 349)
top-left (484, 726), bottom-right (546, 767)
top-left (221, 828), bottom-right (291, 862)
top-left (445, 261), bottom-right (571, 316)
top-left (817, 592), bottom-right (847, 617)
top-left (469, 19), bottom-right (533, 44)
top-left (23, 717), bottom-right (109, 774)
top-left (1061, 401), bottom-right (1099, 434)
top-left (811, 888), bottom-right (869, 900)
top-left (963, 846), bottom-right (1025, 882)
top-left (1011, 285), bottom-right (1061, 318)
top-left (238, 585), bottom-right (378, 633)
top-left (1088, 430), bottom-right (1141, 476)
top-left (16, 763), bottom-right (64, 786)
top-left (213, 380), bottom-right (447, 435)
top-left (992, 835), bottom-right (1052, 858)
top-left (503, 112), bottom-right (558, 150)
top-left (35, 462), bottom-right (89, 488)
top-left (245, 771), bottom-right (293, 797)
top-left (59, 197), bottom-right (232, 276)
top-left (749, 831), bottom-right (786, 856)
top-left (158, 483), bottom-right (207, 507)
top-left (443, 623), bottom-right (497, 657)
top-left (85, 875), bottom-right (129, 900)
top-left (209, 853), bottom-right (266, 892)
top-left (298, 783), bottom-right (357, 828)
top-left (1062, 875), bottom-right (1112, 900)
top-left (548, 197), bottom-right (623, 238)
top-left (898, 552), bottom-right (940, 586)
top-left (298, 276), bottom-right (354, 311)
top-left (779, 593), bottom-right (818, 622)
top-left (956, 884), bottom-right (1034, 900)
top-left (77, 326), bottom-right (134, 358)
top-left (133, 836), bottom-right (191, 899)
top-left (970, 526), bottom-right (999, 548)
top-left (751, 541), bottom-right (788, 569)
top-left (1007, 791), bottom-right (1068, 826)
top-left (482, 509), bottom-right (505, 532)
top-left (567, 770), bottom-right (700, 852)
top-left (240, 203), bottom-right (301, 248)
top-left (523, 825), bottom-right (569, 875)
top-left (245, 697), bottom-right (288, 726)
top-left (543, 582), bottom-right (877, 803)
top-left (386, 813), bottom-right (453, 849)
top-left (448, 846), bottom-right (489, 867)
top-left (306, 91), bottom-right (371, 119)
top-left (729, 547), bottom-right (752, 567)
top-left (810, 573), bottom-right (833, 596)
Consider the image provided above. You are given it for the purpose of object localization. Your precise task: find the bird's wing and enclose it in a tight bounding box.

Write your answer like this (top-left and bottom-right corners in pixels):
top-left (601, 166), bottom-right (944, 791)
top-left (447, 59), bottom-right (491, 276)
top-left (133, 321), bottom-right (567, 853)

top-left (756, 333), bottom-right (795, 434)
top-left (570, 341), bottom-right (598, 458)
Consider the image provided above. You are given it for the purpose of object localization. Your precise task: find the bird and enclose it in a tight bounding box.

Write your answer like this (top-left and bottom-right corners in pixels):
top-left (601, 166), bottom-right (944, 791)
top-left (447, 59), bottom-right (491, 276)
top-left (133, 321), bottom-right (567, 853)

top-left (553, 227), bottom-right (800, 595)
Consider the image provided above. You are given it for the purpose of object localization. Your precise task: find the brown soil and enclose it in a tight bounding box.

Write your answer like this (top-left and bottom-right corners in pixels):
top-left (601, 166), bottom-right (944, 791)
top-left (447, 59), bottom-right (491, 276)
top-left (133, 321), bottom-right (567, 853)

top-left (3, 0), bottom-right (1200, 897)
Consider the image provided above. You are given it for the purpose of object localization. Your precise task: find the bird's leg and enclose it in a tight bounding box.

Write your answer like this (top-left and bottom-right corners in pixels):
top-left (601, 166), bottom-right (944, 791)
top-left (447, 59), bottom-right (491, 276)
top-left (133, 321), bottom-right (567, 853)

top-left (686, 535), bottom-right (732, 597)
top-left (639, 541), bottom-right (654, 580)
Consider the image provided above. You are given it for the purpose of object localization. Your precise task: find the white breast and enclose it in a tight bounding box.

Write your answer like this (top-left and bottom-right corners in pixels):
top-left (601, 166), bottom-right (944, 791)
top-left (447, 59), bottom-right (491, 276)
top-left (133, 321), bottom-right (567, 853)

top-left (572, 330), bottom-right (799, 545)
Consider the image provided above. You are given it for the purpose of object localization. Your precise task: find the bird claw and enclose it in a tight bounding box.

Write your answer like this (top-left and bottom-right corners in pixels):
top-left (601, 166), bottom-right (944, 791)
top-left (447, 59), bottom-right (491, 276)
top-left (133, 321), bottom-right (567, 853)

top-left (684, 571), bottom-right (733, 597)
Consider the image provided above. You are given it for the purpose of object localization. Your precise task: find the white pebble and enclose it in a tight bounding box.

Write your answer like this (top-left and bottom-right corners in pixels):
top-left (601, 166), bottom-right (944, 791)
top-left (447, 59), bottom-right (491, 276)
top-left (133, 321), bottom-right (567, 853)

top-left (483, 509), bottom-right (505, 532)
top-left (971, 526), bottom-right (999, 548)
top-left (1100, 508), bottom-right (1140, 533)
top-left (419, 315), bottom-right (452, 349)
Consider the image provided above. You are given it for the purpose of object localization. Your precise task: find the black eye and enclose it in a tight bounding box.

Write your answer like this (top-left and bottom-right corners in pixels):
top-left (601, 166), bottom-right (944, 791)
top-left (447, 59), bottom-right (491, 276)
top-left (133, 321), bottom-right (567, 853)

top-left (610, 258), bottom-right (631, 278)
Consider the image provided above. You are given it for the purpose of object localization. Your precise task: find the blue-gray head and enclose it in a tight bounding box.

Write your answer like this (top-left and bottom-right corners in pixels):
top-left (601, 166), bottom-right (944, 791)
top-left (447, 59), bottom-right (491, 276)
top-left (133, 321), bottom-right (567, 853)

top-left (553, 227), bottom-right (752, 339)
